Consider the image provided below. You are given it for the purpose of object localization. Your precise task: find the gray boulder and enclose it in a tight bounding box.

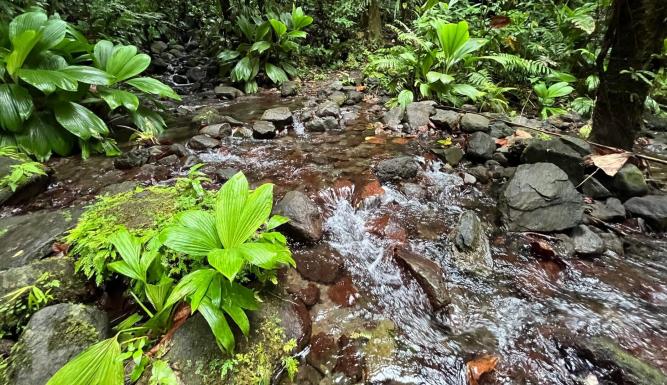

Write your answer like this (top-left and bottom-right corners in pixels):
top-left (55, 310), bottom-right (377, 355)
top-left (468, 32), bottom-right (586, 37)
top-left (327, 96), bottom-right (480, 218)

top-left (375, 156), bottom-right (419, 182)
top-left (571, 225), bottom-right (605, 255)
top-left (394, 248), bottom-right (449, 310)
top-left (432, 146), bottom-right (464, 166)
top-left (188, 135), bottom-right (220, 150)
top-left (405, 101), bottom-right (435, 130)
top-left (450, 211), bottom-right (493, 273)
top-left (488, 121), bottom-right (514, 138)
top-left (431, 109), bottom-right (459, 131)
top-left (261, 107), bottom-right (293, 124)
top-left (199, 123), bottom-right (231, 139)
top-left (186, 66), bottom-right (207, 82)
top-left (581, 177), bottom-right (612, 199)
top-left (624, 195), bottom-right (667, 231)
top-left (214, 85), bottom-right (244, 99)
top-left (466, 132), bottom-right (496, 160)
top-left (460, 113), bottom-right (490, 133)
top-left (329, 91), bottom-right (348, 106)
top-left (383, 107), bottom-right (405, 130)
top-left (113, 148), bottom-right (150, 169)
top-left (500, 163), bottom-right (584, 231)
top-left (521, 138), bottom-right (585, 183)
top-left (560, 135), bottom-right (592, 156)
top-left (150, 40), bottom-right (168, 53)
top-left (613, 164), bottom-right (648, 198)
top-left (274, 191), bottom-right (323, 242)
top-left (253, 120), bottom-right (277, 139)
top-left (305, 117), bottom-right (339, 132)
top-left (281, 81), bottom-right (299, 97)
top-left (345, 90), bottom-right (364, 105)
top-left (317, 101), bottom-right (340, 118)
top-left (588, 198), bottom-right (626, 222)
top-left (8, 304), bottom-right (109, 385)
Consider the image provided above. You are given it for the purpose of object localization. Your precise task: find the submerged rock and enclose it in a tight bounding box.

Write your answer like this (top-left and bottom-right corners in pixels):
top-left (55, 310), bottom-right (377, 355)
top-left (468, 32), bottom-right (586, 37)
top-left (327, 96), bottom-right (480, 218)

top-left (394, 247), bottom-right (449, 310)
top-left (375, 156), bottom-right (419, 182)
top-left (613, 164), bottom-right (648, 199)
top-left (305, 116), bottom-right (339, 132)
top-left (500, 163), bottom-right (583, 232)
top-left (405, 101), bottom-right (435, 130)
top-left (460, 113), bottom-right (490, 133)
top-left (253, 120), bottom-right (277, 139)
top-left (274, 191), bottom-right (323, 242)
top-left (7, 304), bottom-right (110, 385)
top-left (624, 195), bottom-right (667, 231)
top-left (450, 210), bottom-right (493, 273)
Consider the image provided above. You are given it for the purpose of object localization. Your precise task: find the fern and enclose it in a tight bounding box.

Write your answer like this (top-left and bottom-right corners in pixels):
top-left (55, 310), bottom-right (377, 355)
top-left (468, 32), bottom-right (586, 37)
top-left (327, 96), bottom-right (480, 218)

top-left (483, 53), bottom-right (552, 76)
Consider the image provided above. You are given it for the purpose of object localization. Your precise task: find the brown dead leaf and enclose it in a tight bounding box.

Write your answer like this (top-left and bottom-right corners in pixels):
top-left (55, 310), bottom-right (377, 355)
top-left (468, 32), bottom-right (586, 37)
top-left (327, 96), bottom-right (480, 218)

top-left (590, 152), bottom-right (632, 176)
top-left (365, 136), bottom-right (387, 145)
top-left (51, 242), bottom-right (70, 256)
top-left (490, 15), bottom-right (511, 29)
top-left (467, 355), bottom-right (499, 385)
top-left (495, 138), bottom-right (509, 147)
top-left (514, 129), bottom-right (533, 139)
top-left (392, 137), bottom-right (410, 145)
top-left (356, 85), bottom-right (366, 92)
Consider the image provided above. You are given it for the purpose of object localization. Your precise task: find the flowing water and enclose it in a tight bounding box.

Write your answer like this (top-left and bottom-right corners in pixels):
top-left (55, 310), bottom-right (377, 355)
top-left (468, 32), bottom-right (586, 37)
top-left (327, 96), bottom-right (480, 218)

top-left (6, 93), bottom-right (667, 384)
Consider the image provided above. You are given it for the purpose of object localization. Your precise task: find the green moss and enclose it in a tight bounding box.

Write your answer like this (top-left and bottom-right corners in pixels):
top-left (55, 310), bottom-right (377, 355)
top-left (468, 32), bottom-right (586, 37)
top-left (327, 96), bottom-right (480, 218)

top-left (47, 308), bottom-right (100, 352)
top-left (589, 337), bottom-right (667, 385)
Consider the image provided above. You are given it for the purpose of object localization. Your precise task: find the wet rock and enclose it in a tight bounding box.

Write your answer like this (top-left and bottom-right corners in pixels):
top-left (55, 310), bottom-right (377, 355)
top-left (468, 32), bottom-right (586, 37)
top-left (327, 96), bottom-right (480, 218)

top-left (183, 154), bottom-right (203, 168)
top-left (560, 135), bottom-right (592, 156)
top-left (329, 91), bottom-right (348, 106)
top-left (274, 191), bottom-right (323, 242)
top-left (199, 123), bottom-right (231, 139)
top-left (442, 146), bottom-right (465, 166)
top-left (99, 180), bottom-right (138, 196)
top-left (492, 152), bottom-right (509, 166)
top-left (0, 208), bottom-right (81, 270)
top-left (163, 315), bottom-right (221, 384)
top-left (288, 282), bottom-right (320, 307)
top-left (186, 66), bottom-right (207, 82)
top-left (375, 156), bottom-right (419, 182)
top-left (581, 177), bottom-right (612, 199)
top-left (341, 111), bottom-right (359, 126)
top-left (317, 101), bottom-right (341, 118)
top-left (157, 154), bottom-right (181, 167)
top-left (394, 248), bottom-right (449, 310)
top-left (281, 81), bottom-right (298, 97)
top-left (7, 303), bottom-right (110, 385)
top-left (431, 109), bottom-right (459, 130)
top-left (0, 156), bottom-right (49, 206)
top-left (588, 198), bottom-right (626, 222)
top-left (467, 165), bottom-right (490, 184)
top-left (113, 148), bottom-right (150, 169)
top-left (624, 195), bottom-right (667, 231)
top-left (500, 163), bottom-right (584, 232)
top-left (253, 120), bottom-right (277, 139)
top-left (188, 135), bottom-right (220, 150)
top-left (489, 121), bottom-right (514, 138)
top-left (214, 85), bottom-right (244, 99)
top-left (401, 183), bottom-right (426, 200)
top-left (345, 90), bottom-right (364, 105)
top-left (150, 40), bottom-right (168, 53)
top-left (613, 164), bottom-right (648, 199)
top-left (261, 107), bottom-right (293, 124)
top-left (334, 335), bottom-right (365, 382)
top-left (305, 116), bottom-right (339, 132)
top-left (308, 333), bottom-right (337, 371)
top-left (292, 245), bottom-right (344, 284)
top-left (451, 211), bottom-right (493, 273)
top-left (405, 101), bottom-right (436, 130)
top-left (327, 276), bottom-right (358, 307)
top-left (600, 232), bottom-right (624, 255)
top-left (232, 126), bottom-right (254, 139)
top-left (168, 143), bottom-right (189, 158)
top-left (521, 139), bottom-right (585, 183)
top-left (461, 113), bottom-right (490, 133)
top-left (383, 107), bottom-right (405, 130)
top-left (463, 173), bottom-right (477, 184)
top-left (466, 132), bottom-right (496, 160)
top-left (571, 225), bottom-right (605, 255)
top-left (137, 163), bottom-right (170, 182)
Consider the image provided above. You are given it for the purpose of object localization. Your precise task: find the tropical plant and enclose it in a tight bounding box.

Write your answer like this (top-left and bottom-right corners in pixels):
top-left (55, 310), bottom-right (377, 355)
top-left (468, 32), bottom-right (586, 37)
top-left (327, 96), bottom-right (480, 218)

top-left (0, 10), bottom-right (180, 160)
top-left (533, 81), bottom-right (574, 119)
top-left (218, 6), bottom-right (313, 93)
top-left (0, 145), bottom-right (46, 191)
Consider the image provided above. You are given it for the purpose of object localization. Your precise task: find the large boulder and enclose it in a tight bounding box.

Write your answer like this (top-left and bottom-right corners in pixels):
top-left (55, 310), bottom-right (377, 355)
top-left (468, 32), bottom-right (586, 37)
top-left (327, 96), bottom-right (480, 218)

top-left (113, 148), bottom-right (150, 169)
top-left (199, 123), bottom-right (231, 139)
top-left (7, 304), bottom-right (110, 385)
top-left (500, 163), bottom-right (584, 232)
top-left (374, 156), bottom-right (419, 182)
top-left (466, 132), bottom-right (496, 160)
top-left (624, 195), bottom-right (667, 231)
top-left (274, 191), bottom-right (323, 242)
top-left (281, 81), bottom-right (299, 97)
top-left (613, 164), bottom-right (648, 199)
top-left (0, 156), bottom-right (49, 206)
top-left (253, 120), bottom-right (277, 139)
top-left (460, 113), bottom-right (490, 133)
top-left (383, 107), bottom-right (405, 130)
top-left (394, 247), bottom-right (449, 310)
top-left (405, 101), bottom-right (435, 130)
top-left (0, 209), bottom-right (81, 270)
top-left (305, 116), bottom-right (339, 132)
top-left (450, 211), bottom-right (493, 273)
top-left (317, 101), bottom-right (340, 118)
top-left (431, 109), bottom-right (459, 131)
top-left (261, 107), bottom-right (293, 124)
top-left (521, 138), bottom-right (585, 183)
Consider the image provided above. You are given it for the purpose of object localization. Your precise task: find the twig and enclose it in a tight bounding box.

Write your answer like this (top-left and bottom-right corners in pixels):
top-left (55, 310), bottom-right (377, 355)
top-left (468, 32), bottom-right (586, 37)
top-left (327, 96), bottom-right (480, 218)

top-left (576, 168), bottom-right (600, 189)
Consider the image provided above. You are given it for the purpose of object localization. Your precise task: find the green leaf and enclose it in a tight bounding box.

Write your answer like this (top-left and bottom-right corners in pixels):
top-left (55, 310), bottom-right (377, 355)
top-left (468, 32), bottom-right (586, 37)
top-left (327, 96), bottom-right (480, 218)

top-left (265, 63), bottom-right (288, 84)
top-left (547, 82), bottom-right (574, 98)
top-left (15, 113), bottom-right (73, 159)
top-left (61, 66), bottom-right (115, 85)
top-left (291, 7), bottom-right (313, 30)
top-left (99, 88), bottom-right (139, 111)
top-left (145, 278), bottom-right (173, 312)
top-left (149, 360), bottom-right (178, 385)
top-left (286, 30), bottom-right (307, 39)
top-left (107, 260), bottom-right (142, 282)
top-left (434, 21), bottom-right (470, 58)
top-left (46, 337), bottom-right (123, 385)
top-left (53, 101), bottom-right (108, 140)
top-left (231, 57), bottom-right (253, 82)
top-left (269, 19), bottom-right (287, 37)
top-left (17, 68), bottom-right (78, 94)
top-left (0, 84), bottom-right (33, 132)
top-left (130, 107), bottom-right (167, 135)
top-left (34, 19), bottom-right (67, 52)
top-left (238, 242), bottom-right (280, 268)
top-left (397, 89), bottom-right (414, 108)
top-left (162, 210), bottom-right (220, 257)
top-left (93, 40), bottom-right (114, 69)
top-left (198, 297), bottom-right (235, 352)
top-left (7, 30), bottom-right (41, 76)
top-left (266, 215), bottom-right (289, 230)
top-left (222, 302), bottom-right (250, 336)
top-left (452, 83), bottom-right (483, 100)
top-left (126, 77), bottom-right (181, 100)
top-left (250, 41), bottom-right (271, 53)
top-left (112, 52), bottom-right (151, 82)
top-left (217, 50), bottom-right (241, 63)
top-left (163, 269), bottom-right (217, 311)
top-left (208, 248), bottom-right (245, 281)
top-left (9, 11), bottom-right (47, 42)
top-left (109, 227), bottom-right (144, 281)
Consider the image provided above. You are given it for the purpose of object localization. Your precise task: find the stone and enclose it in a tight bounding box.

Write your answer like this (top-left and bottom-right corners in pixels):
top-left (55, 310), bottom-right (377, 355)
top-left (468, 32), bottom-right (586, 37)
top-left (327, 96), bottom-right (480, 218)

top-left (168, 143), bottom-right (190, 158)
top-left (329, 91), bottom-right (348, 106)
top-left (345, 90), bottom-right (364, 105)
top-left (0, 156), bottom-right (49, 206)
top-left (253, 120), bottom-right (277, 139)
top-left (0, 208), bottom-right (81, 270)
top-left (383, 107), bottom-right (405, 130)
top-left (188, 135), bottom-right (220, 150)
top-left (186, 66), bottom-right (207, 82)
top-left (394, 247), bottom-right (449, 310)
top-left (442, 146), bottom-right (464, 166)
top-left (333, 335), bottom-right (365, 381)
top-left (307, 333), bottom-right (337, 371)
top-left (468, 165), bottom-right (490, 184)
top-left (274, 191), bottom-right (323, 242)
top-left (560, 135), bottom-right (592, 156)
top-left (172, 74), bottom-right (189, 85)
top-left (624, 195), bottom-right (667, 231)
top-left (588, 198), bottom-right (626, 222)
top-left (450, 211), bottom-right (493, 272)
top-left (600, 232), bottom-right (624, 255)
top-left (157, 154), bottom-right (180, 167)
top-left (400, 182), bottom-right (426, 200)
top-left (571, 225), bottom-right (604, 255)
top-left (500, 163), bottom-right (584, 232)
top-left (150, 40), bottom-right (168, 53)
top-left (136, 164), bottom-right (170, 182)
top-left (405, 101), bottom-right (436, 130)
top-left (466, 132), bottom-right (496, 160)
top-left (613, 164), bottom-right (648, 198)
top-left (288, 282), bottom-right (320, 307)
top-left (460, 113), bottom-right (490, 133)
top-left (214, 85), bottom-right (244, 99)
top-left (113, 148), bottom-right (150, 169)
top-left (327, 276), bottom-right (358, 307)
top-left (581, 177), bottom-right (612, 199)
top-left (375, 156), bottom-right (419, 182)
top-left (199, 123), bottom-right (231, 139)
top-left (305, 116), bottom-right (339, 132)
top-left (488, 121), bottom-right (514, 138)
top-left (281, 81), bottom-right (298, 97)
top-left (261, 107), bottom-right (293, 124)
top-left (292, 245), bottom-right (344, 284)
top-left (183, 154), bottom-right (203, 168)
top-left (521, 138), bottom-right (585, 183)
top-left (317, 101), bottom-right (340, 118)
top-left (431, 109), bottom-right (459, 130)
top-left (7, 304), bottom-right (109, 385)
top-left (463, 173), bottom-right (476, 184)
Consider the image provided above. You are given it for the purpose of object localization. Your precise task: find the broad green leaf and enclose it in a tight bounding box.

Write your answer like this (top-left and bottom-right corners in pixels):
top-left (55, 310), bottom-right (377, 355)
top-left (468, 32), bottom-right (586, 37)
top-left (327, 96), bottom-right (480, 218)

top-left (265, 63), bottom-right (288, 84)
top-left (107, 260), bottom-right (142, 282)
top-left (15, 113), bottom-right (72, 158)
top-left (397, 89), bottom-right (413, 108)
top-left (198, 297), bottom-right (235, 352)
top-left (46, 337), bottom-right (123, 385)
top-left (547, 82), bottom-right (574, 98)
top-left (238, 242), bottom-right (281, 269)
top-left (93, 40), bottom-right (114, 69)
top-left (220, 280), bottom-right (259, 310)
top-left (231, 57), bottom-right (252, 82)
top-left (0, 84), bottom-right (33, 132)
top-left (111, 53), bottom-right (150, 82)
top-left (215, 172), bottom-right (250, 248)
top-left (109, 227), bottom-right (143, 281)
top-left (7, 30), bottom-right (41, 76)
top-left (269, 19), bottom-right (287, 37)
top-left (452, 83), bottom-right (482, 100)
top-left (17, 68), bottom-right (78, 94)
top-left (145, 278), bottom-right (173, 312)
top-left (34, 19), bottom-right (67, 52)
top-left (149, 360), bottom-right (178, 385)
top-left (218, 50), bottom-right (241, 62)
top-left (266, 215), bottom-right (289, 230)
top-left (250, 41), bottom-right (271, 53)
top-left (62, 66), bottom-right (114, 85)
top-left (286, 30), bottom-right (307, 39)
top-left (53, 101), bottom-right (108, 140)
top-left (291, 7), bottom-right (313, 30)
top-left (105, 45), bottom-right (137, 76)
top-left (163, 268), bottom-right (217, 311)
top-left (162, 210), bottom-right (220, 257)
top-left (9, 12), bottom-right (47, 42)
top-left (130, 107), bottom-right (166, 135)
top-left (126, 77), bottom-right (181, 100)
top-left (208, 248), bottom-right (245, 281)
top-left (99, 88), bottom-right (139, 111)
top-left (434, 21), bottom-right (469, 58)
top-left (222, 303), bottom-right (250, 336)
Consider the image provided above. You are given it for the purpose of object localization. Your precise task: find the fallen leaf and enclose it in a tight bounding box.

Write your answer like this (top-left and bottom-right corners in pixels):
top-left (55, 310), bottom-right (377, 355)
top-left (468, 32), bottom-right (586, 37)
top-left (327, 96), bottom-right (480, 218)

top-left (51, 242), bottom-right (70, 255)
top-left (438, 137), bottom-right (453, 146)
top-left (490, 15), bottom-right (511, 29)
top-left (365, 136), bottom-right (386, 144)
top-left (392, 137), bottom-right (410, 145)
top-left (495, 138), bottom-right (509, 147)
top-left (590, 152), bottom-right (632, 176)
top-left (356, 85), bottom-right (366, 92)
top-left (514, 129), bottom-right (533, 139)
top-left (467, 355), bottom-right (498, 385)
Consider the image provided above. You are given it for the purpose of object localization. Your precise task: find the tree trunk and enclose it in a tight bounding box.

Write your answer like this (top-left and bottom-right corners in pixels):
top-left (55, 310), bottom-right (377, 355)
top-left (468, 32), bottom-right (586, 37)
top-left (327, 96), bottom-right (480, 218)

top-left (591, 0), bottom-right (667, 149)
top-left (367, 0), bottom-right (382, 42)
